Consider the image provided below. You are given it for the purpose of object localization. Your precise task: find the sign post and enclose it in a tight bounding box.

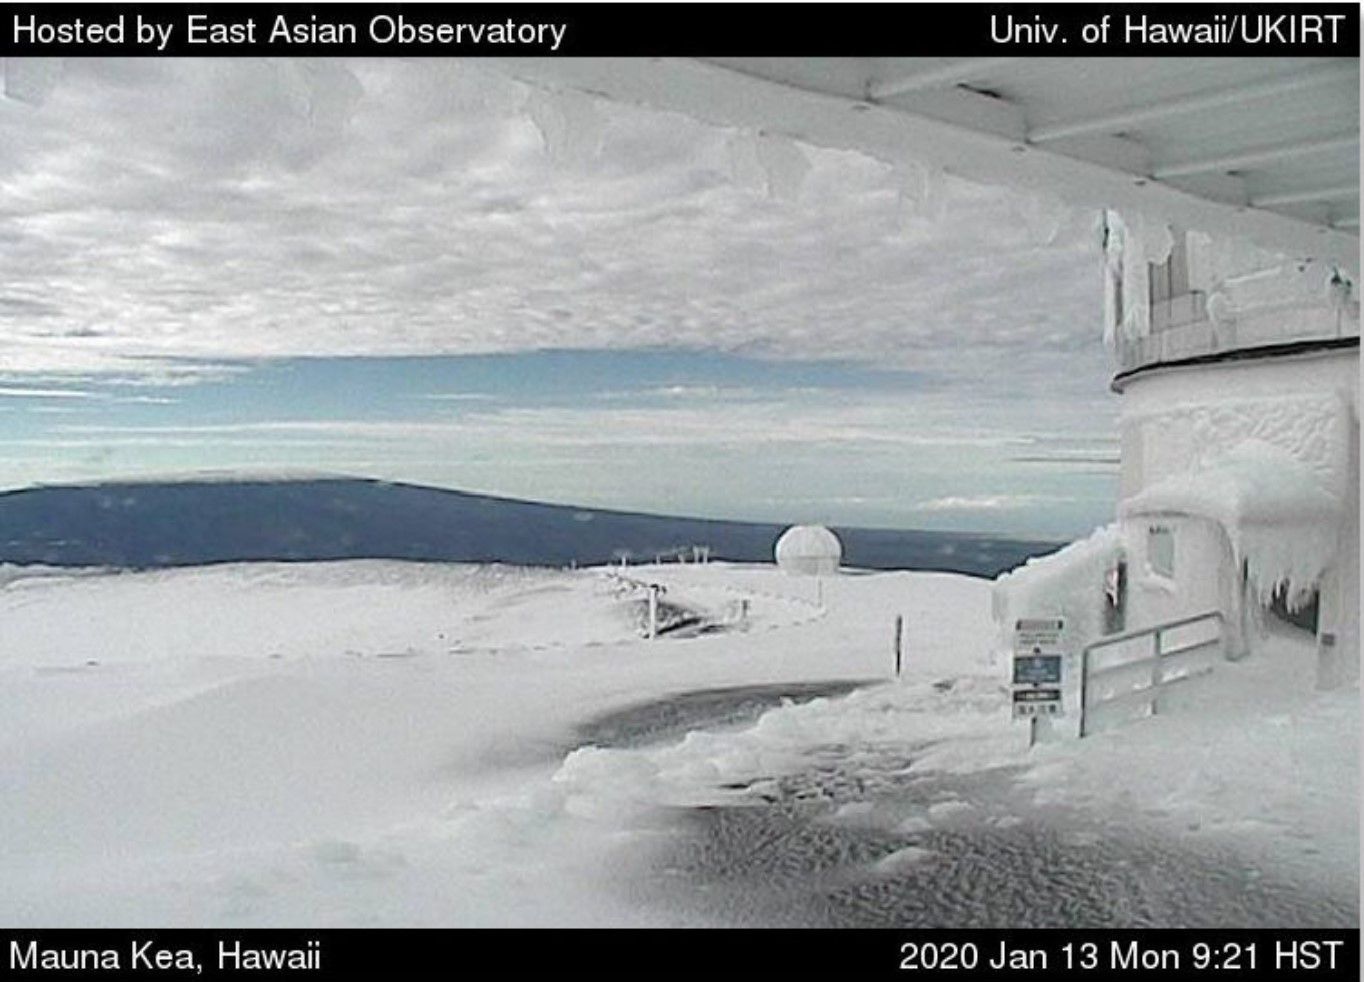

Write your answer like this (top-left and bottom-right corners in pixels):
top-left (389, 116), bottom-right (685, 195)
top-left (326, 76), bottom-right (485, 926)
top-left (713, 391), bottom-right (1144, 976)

top-left (1012, 617), bottom-right (1065, 747)
top-left (894, 614), bottom-right (903, 677)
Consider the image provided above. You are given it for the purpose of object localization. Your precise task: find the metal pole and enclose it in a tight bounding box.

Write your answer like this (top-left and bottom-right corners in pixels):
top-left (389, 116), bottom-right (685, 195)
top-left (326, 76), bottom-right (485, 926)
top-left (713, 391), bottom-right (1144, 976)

top-left (1150, 628), bottom-right (1163, 717)
top-left (1078, 647), bottom-right (1089, 738)
top-left (894, 614), bottom-right (903, 677)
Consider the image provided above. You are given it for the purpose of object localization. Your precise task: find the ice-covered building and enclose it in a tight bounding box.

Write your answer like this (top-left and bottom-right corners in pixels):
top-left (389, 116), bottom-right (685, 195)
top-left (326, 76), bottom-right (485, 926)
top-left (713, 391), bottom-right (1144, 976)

top-left (999, 220), bottom-right (1359, 692)
top-left (1110, 222), bottom-right (1357, 683)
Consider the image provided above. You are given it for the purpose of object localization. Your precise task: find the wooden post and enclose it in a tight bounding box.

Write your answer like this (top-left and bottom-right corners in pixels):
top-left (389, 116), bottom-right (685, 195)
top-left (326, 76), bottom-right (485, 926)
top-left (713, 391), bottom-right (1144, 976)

top-left (647, 585), bottom-right (659, 640)
top-left (894, 614), bottom-right (904, 677)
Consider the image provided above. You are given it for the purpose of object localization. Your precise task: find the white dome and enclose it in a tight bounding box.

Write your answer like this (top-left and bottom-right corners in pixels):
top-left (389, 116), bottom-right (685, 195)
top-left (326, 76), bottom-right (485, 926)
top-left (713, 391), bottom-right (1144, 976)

top-left (774, 525), bottom-right (842, 576)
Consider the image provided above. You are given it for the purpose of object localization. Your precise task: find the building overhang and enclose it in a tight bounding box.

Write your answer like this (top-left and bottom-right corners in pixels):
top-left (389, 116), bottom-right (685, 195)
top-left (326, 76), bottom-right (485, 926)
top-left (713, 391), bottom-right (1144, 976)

top-left (1120, 439), bottom-right (1343, 601)
top-left (486, 56), bottom-right (1359, 271)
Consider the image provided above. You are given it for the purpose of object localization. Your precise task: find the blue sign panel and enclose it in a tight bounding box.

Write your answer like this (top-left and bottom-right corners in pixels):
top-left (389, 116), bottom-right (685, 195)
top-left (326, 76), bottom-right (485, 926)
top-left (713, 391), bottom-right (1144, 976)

top-left (1012, 654), bottom-right (1062, 685)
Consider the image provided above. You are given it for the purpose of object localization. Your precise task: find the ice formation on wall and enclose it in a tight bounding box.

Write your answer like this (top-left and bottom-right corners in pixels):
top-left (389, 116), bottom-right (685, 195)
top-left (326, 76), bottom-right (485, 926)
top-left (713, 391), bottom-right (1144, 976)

top-left (1102, 208), bottom-right (1358, 350)
top-left (1121, 440), bottom-right (1340, 607)
top-left (991, 524), bottom-right (1125, 656)
top-left (1133, 394), bottom-right (1353, 502)
top-left (1101, 209), bottom-right (1166, 344)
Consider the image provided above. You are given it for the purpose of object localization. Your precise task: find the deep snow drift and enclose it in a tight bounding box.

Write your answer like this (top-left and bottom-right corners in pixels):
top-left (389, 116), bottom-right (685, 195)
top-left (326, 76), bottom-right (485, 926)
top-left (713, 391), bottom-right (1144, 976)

top-left (0, 560), bottom-right (1354, 926)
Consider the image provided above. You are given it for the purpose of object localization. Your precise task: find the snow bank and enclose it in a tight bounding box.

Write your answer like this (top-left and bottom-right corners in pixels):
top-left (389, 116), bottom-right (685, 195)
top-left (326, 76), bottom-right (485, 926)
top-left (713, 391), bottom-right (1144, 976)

top-left (549, 676), bottom-right (1012, 828)
top-left (992, 524), bottom-right (1125, 656)
top-left (0, 561), bottom-right (638, 668)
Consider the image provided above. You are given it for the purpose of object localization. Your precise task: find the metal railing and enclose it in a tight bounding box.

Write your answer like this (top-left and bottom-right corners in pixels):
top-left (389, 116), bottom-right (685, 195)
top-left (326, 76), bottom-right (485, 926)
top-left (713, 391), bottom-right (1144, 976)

top-left (1116, 302), bottom-right (1357, 374)
top-left (1079, 611), bottom-right (1224, 738)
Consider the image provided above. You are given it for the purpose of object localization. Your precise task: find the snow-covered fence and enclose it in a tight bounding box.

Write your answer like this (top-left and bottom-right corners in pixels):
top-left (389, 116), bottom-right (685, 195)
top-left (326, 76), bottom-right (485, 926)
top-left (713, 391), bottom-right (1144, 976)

top-left (1079, 610), bottom-right (1223, 738)
top-left (602, 571), bottom-right (734, 639)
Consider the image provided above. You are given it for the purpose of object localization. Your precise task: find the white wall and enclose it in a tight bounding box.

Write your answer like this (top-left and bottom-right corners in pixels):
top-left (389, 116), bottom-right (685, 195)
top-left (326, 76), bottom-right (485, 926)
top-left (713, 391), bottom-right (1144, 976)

top-left (1315, 409), bottom-right (1360, 688)
top-left (1116, 348), bottom-right (1357, 500)
top-left (1117, 346), bottom-right (1359, 684)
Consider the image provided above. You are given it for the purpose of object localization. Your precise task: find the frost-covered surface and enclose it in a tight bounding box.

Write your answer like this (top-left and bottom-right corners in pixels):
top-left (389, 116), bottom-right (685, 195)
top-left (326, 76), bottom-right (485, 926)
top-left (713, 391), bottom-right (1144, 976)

top-left (1122, 440), bottom-right (1339, 606)
top-left (1103, 209), bottom-right (1359, 351)
top-left (1103, 209), bottom-right (1174, 346)
top-left (992, 523), bottom-right (1124, 658)
top-left (1129, 393), bottom-right (1353, 500)
top-left (0, 561), bottom-right (1353, 926)
top-left (1116, 387), bottom-right (1354, 617)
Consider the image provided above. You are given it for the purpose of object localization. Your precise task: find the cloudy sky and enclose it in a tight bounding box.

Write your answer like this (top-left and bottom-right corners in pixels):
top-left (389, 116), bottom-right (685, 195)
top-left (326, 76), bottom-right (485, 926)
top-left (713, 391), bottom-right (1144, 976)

top-left (0, 58), bottom-right (1119, 539)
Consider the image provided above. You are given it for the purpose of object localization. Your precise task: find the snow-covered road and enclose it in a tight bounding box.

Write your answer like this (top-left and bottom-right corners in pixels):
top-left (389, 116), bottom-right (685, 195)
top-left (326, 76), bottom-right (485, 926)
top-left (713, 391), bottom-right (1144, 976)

top-left (633, 741), bottom-right (1355, 929)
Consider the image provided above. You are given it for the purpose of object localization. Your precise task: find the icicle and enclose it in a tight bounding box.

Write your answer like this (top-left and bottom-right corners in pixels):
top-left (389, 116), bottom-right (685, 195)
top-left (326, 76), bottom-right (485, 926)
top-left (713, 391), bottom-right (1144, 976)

top-left (1240, 521), bottom-right (1338, 611)
top-left (3, 58), bottom-right (63, 107)
top-left (1122, 238), bottom-right (1150, 340)
top-left (1100, 210), bottom-right (1126, 349)
top-left (1186, 229), bottom-right (1215, 294)
top-left (526, 88), bottom-right (603, 167)
top-left (1104, 209), bottom-right (1152, 339)
top-left (1122, 438), bottom-right (1342, 611)
top-left (1138, 214), bottom-right (1174, 267)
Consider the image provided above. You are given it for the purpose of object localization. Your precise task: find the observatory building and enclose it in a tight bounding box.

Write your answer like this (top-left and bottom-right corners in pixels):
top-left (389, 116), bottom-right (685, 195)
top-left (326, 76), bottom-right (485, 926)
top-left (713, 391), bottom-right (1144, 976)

top-left (997, 220), bottom-right (1359, 695)
top-left (774, 525), bottom-right (842, 576)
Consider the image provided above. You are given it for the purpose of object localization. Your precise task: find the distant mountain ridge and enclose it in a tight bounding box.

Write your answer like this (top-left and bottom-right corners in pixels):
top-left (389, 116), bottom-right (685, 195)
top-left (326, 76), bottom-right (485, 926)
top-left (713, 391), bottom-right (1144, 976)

top-left (0, 478), bottom-right (1060, 577)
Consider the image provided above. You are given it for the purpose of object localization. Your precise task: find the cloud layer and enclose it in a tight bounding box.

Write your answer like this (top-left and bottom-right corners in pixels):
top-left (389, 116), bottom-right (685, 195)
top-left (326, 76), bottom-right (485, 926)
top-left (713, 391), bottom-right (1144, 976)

top-left (0, 59), bottom-right (1121, 536)
top-left (0, 58), bottom-right (1107, 391)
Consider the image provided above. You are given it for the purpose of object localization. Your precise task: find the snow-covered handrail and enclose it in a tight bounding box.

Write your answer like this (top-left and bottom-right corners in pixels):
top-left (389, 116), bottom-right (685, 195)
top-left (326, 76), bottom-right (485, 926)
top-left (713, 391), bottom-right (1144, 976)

top-left (1079, 610), bottom-right (1224, 738)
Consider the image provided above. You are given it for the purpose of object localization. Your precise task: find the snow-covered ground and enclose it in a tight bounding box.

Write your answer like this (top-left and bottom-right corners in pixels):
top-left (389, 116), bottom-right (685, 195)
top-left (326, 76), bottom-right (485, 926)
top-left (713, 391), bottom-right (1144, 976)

top-left (0, 560), bottom-right (1354, 926)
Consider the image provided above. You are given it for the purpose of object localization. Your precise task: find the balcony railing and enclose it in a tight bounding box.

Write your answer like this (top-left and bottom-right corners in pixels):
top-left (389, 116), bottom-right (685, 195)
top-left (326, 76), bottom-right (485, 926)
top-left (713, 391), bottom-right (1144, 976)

top-left (1116, 294), bottom-right (1359, 375)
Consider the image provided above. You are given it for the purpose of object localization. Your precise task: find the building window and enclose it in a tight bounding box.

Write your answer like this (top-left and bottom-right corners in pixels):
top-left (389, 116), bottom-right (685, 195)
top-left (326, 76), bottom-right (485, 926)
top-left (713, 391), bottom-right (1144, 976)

top-left (1148, 526), bottom-right (1175, 579)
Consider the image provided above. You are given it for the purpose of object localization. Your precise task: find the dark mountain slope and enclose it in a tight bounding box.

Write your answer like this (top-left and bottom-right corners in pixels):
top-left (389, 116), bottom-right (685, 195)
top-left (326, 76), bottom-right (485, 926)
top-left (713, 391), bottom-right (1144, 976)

top-left (0, 478), bottom-right (1059, 577)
